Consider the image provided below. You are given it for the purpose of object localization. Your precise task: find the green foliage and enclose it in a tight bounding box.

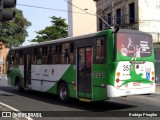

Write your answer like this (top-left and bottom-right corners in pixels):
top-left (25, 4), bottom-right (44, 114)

top-left (0, 9), bottom-right (31, 48)
top-left (31, 16), bottom-right (68, 43)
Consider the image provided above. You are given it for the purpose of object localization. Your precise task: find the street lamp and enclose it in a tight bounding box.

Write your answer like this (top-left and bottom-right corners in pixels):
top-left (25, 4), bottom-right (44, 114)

top-left (84, 8), bottom-right (112, 29)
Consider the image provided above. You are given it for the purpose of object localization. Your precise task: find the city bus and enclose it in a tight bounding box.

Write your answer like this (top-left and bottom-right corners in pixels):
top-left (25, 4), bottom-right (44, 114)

top-left (7, 29), bottom-right (155, 102)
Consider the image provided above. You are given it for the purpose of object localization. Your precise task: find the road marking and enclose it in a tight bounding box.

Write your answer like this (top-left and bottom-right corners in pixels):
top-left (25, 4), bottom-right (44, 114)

top-left (0, 102), bottom-right (33, 120)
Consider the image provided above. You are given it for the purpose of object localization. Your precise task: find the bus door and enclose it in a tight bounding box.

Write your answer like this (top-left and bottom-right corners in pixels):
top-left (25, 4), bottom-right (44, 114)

top-left (77, 47), bottom-right (92, 98)
top-left (24, 53), bottom-right (32, 87)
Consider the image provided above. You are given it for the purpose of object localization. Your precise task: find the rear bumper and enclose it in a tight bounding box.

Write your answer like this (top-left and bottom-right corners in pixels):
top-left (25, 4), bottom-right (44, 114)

top-left (107, 84), bottom-right (156, 98)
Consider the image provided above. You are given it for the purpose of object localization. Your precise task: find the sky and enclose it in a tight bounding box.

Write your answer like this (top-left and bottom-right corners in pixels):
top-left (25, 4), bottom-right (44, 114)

top-left (17, 0), bottom-right (68, 46)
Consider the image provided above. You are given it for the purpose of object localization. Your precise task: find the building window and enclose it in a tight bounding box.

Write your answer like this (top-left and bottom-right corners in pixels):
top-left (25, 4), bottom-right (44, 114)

top-left (99, 18), bottom-right (103, 31)
top-left (129, 3), bottom-right (135, 24)
top-left (107, 13), bottom-right (112, 25)
top-left (116, 9), bottom-right (121, 25)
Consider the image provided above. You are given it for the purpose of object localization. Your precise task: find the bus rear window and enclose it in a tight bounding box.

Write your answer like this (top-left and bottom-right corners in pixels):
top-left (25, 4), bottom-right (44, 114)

top-left (117, 32), bottom-right (152, 58)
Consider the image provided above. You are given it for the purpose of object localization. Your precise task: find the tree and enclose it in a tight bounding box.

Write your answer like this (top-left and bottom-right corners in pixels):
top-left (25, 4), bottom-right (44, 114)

top-left (31, 16), bottom-right (68, 43)
top-left (0, 9), bottom-right (31, 47)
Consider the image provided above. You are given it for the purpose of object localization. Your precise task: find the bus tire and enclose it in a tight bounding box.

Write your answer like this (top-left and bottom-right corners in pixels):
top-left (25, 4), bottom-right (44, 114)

top-left (18, 78), bottom-right (24, 92)
top-left (57, 82), bottom-right (69, 103)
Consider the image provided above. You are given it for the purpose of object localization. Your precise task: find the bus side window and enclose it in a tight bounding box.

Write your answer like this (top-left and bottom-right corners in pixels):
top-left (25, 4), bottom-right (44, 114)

top-left (62, 43), bottom-right (69, 64)
top-left (19, 50), bottom-right (24, 65)
top-left (34, 47), bottom-right (42, 64)
top-left (47, 45), bottom-right (51, 55)
top-left (51, 45), bottom-right (58, 54)
top-left (51, 44), bottom-right (59, 64)
top-left (96, 38), bottom-right (105, 63)
top-left (42, 45), bottom-right (51, 64)
top-left (69, 43), bottom-right (74, 64)
top-left (9, 54), bottom-right (15, 64)
top-left (15, 51), bottom-right (19, 64)
top-left (32, 57), bottom-right (36, 64)
top-left (61, 43), bottom-right (74, 64)
top-left (9, 51), bottom-right (15, 65)
top-left (36, 57), bottom-right (42, 64)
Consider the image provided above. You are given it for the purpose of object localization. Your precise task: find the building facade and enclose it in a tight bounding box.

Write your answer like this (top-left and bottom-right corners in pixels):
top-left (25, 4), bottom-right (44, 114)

top-left (94, 0), bottom-right (160, 83)
top-left (68, 0), bottom-right (97, 37)
top-left (94, 0), bottom-right (160, 43)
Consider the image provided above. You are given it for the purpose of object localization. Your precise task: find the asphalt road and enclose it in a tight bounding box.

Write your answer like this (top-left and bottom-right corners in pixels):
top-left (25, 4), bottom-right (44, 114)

top-left (0, 86), bottom-right (160, 120)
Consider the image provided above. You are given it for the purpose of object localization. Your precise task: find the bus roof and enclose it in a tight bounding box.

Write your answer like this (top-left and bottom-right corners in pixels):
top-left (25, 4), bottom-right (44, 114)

top-left (11, 29), bottom-right (152, 50)
top-left (11, 30), bottom-right (107, 50)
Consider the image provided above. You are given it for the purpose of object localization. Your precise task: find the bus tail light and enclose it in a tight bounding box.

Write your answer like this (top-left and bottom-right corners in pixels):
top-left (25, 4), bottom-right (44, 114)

top-left (152, 71), bottom-right (154, 76)
top-left (136, 65), bottom-right (139, 69)
top-left (116, 78), bottom-right (120, 83)
top-left (116, 72), bottom-right (120, 77)
top-left (152, 77), bottom-right (154, 81)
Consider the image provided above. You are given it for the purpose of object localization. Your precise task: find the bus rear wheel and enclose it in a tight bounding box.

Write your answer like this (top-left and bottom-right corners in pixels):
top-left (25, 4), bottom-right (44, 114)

top-left (58, 82), bottom-right (69, 103)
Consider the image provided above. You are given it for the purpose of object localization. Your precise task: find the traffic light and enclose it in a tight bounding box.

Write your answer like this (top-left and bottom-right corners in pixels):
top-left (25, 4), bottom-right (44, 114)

top-left (0, 0), bottom-right (16, 21)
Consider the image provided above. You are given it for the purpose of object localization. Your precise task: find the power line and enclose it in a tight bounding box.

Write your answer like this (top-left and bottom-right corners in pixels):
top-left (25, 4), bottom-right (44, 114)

top-left (17, 3), bottom-right (68, 12)
top-left (17, 4), bottom-right (92, 15)
top-left (64, 0), bottom-right (92, 15)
